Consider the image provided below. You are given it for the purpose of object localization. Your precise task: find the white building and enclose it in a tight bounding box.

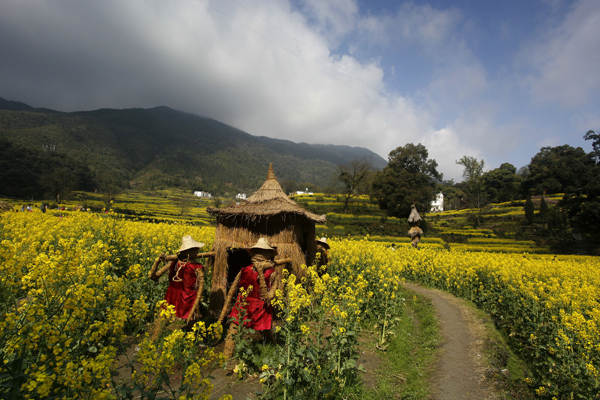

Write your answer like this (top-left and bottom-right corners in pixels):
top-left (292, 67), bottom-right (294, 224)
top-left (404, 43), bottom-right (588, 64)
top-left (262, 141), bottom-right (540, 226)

top-left (294, 188), bottom-right (314, 195)
top-left (193, 191), bottom-right (212, 198)
top-left (235, 193), bottom-right (247, 200)
top-left (430, 192), bottom-right (444, 212)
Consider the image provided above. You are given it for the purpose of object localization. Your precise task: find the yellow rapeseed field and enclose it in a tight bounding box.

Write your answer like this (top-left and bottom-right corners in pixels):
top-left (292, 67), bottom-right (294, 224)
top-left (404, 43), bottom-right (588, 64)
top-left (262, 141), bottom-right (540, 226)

top-left (330, 238), bottom-right (600, 399)
top-left (1, 211), bottom-right (598, 398)
top-left (0, 211), bottom-right (216, 399)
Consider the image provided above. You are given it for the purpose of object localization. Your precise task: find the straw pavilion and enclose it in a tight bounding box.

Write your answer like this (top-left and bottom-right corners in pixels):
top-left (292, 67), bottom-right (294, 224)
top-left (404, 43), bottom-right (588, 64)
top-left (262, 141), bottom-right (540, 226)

top-left (207, 163), bottom-right (326, 314)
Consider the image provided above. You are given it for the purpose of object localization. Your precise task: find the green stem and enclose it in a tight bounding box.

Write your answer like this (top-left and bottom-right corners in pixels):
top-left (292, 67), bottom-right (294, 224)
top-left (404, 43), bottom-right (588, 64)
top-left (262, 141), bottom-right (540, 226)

top-left (284, 328), bottom-right (290, 400)
top-left (337, 347), bottom-right (341, 375)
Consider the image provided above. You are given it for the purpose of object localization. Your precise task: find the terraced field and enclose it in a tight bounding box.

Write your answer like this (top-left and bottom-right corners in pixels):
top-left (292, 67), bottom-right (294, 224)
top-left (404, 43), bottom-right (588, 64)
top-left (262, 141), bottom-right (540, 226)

top-left (293, 193), bottom-right (554, 254)
top-left (3, 190), bottom-right (553, 253)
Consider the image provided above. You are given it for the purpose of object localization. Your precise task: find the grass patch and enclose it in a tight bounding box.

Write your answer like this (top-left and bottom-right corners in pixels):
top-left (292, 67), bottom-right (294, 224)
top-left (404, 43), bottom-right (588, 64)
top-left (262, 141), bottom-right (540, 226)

top-left (461, 303), bottom-right (536, 399)
top-left (354, 289), bottom-right (440, 400)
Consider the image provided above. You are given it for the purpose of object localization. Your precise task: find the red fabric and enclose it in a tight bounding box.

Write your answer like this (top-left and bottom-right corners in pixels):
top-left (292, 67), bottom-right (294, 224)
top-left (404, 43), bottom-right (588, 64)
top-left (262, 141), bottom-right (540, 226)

top-left (164, 261), bottom-right (203, 319)
top-left (229, 264), bottom-right (274, 331)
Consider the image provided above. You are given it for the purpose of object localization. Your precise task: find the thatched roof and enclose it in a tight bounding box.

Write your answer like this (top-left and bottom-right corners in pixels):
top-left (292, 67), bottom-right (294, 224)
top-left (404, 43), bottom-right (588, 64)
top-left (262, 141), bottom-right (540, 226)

top-left (408, 204), bottom-right (421, 224)
top-left (208, 164), bottom-right (326, 223)
top-left (0, 201), bottom-right (12, 213)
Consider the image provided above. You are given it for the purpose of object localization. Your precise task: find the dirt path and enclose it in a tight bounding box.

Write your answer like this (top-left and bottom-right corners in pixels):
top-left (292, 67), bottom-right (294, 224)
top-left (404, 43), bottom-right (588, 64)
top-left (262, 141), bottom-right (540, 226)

top-left (403, 282), bottom-right (497, 400)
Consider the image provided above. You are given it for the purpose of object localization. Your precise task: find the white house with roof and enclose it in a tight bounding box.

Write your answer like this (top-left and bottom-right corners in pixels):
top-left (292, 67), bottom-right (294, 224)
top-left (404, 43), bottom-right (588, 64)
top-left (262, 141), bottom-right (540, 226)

top-left (430, 192), bottom-right (444, 212)
top-left (193, 191), bottom-right (212, 198)
top-left (294, 188), bottom-right (314, 195)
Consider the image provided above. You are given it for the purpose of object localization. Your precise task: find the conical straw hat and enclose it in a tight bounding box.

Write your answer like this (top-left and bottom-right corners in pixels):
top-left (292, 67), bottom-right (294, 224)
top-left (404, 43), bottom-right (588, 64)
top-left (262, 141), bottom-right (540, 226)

top-left (250, 237), bottom-right (276, 251)
top-left (316, 237), bottom-right (330, 249)
top-left (177, 235), bottom-right (205, 253)
top-left (408, 204), bottom-right (422, 224)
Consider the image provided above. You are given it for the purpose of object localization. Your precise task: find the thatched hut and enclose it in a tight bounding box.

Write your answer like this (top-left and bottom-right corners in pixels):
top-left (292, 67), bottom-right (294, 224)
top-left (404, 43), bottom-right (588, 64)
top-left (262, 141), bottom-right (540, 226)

top-left (207, 163), bottom-right (326, 314)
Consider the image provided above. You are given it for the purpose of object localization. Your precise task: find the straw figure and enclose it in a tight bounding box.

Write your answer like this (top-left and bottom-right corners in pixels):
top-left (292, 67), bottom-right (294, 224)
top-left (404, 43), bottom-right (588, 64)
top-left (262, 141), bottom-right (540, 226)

top-left (315, 237), bottom-right (330, 275)
top-left (217, 238), bottom-right (287, 358)
top-left (207, 163), bottom-right (325, 316)
top-left (407, 204), bottom-right (424, 248)
top-left (148, 235), bottom-right (214, 338)
top-left (0, 201), bottom-right (12, 213)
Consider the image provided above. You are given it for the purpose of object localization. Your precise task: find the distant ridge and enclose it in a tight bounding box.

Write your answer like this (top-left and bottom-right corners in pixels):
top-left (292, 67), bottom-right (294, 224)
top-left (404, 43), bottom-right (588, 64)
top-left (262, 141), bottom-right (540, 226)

top-left (0, 98), bottom-right (386, 196)
top-left (0, 97), bottom-right (34, 111)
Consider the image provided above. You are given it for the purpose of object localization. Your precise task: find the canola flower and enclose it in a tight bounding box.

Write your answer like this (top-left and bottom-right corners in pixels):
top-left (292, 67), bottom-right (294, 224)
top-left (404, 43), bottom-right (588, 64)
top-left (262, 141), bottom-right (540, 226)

top-left (0, 211), bottom-right (215, 398)
top-left (329, 238), bottom-right (600, 399)
top-left (2, 210), bottom-right (598, 399)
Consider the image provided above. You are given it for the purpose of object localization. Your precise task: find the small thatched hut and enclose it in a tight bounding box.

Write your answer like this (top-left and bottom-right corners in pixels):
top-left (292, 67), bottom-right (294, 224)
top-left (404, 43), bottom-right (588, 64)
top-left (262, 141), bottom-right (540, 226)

top-left (207, 163), bottom-right (326, 314)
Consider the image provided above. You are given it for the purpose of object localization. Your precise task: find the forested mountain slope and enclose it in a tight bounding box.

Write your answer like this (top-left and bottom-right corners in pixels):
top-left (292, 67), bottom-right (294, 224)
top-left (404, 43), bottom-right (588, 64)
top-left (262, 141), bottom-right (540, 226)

top-left (0, 98), bottom-right (385, 197)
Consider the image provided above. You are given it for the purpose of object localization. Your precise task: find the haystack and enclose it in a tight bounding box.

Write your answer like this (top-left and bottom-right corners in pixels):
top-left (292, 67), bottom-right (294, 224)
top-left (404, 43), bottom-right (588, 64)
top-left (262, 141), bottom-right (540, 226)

top-left (0, 202), bottom-right (12, 213)
top-left (408, 204), bottom-right (422, 225)
top-left (207, 163), bottom-right (326, 314)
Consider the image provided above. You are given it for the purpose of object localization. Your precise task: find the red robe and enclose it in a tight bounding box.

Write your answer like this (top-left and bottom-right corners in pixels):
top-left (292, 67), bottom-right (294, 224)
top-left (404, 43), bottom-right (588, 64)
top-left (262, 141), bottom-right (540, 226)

top-left (164, 261), bottom-right (203, 319)
top-left (229, 264), bottom-right (274, 331)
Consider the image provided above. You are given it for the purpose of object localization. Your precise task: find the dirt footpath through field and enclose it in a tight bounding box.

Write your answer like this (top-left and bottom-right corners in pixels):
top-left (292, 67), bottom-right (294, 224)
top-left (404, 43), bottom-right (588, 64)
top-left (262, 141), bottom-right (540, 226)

top-left (403, 282), bottom-right (498, 400)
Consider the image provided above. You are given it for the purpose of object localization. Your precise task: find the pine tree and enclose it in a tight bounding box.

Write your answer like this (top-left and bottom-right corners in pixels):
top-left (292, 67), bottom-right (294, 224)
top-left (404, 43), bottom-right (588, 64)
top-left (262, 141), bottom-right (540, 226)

top-left (539, 195), bottom-right (549, 219)
top-left (524, 195), bottom-right (535, 224)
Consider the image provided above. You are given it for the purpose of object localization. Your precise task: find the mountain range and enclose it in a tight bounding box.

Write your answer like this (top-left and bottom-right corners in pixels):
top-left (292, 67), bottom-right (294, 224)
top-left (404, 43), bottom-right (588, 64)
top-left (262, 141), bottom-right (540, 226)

top-left (0, 97), bottom-right (386, 198)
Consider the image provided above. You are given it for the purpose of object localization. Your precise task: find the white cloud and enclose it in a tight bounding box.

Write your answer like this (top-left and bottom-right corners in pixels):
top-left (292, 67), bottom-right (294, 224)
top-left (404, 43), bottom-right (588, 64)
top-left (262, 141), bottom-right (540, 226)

top-left (0, 0), bottom-right (492, 181)
top-left (527, 0), bottom-right (600, 107)
top-left (421, 127), bottom-right (481, 181)
top-left (357, 3), bottom-right (461, 49)
top-left (298, 0), bottom-right (359, 45)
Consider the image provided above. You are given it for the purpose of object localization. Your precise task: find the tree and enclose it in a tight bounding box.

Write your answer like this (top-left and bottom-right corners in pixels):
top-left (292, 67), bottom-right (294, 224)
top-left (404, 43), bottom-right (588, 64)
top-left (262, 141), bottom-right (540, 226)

top-left (522, 145), bottom-right (594, 195)
top-left (539, 194), bottom-right (549, 219)
top-left (438, 180), bottom-right (466, 210)
top-left (456, 156), bottom-right (485, 208)
top-left (555, 156), bottom-right (600, 253)
top-left (481, 163), bottom-right (521, 203)
top-left (174, 192), bottom-right (196, 216)
top-left (372, 143), bottom-right (441, 218)
top-left (338, 160), bottom-right (371, 212)
top-left (525, 141), bottom-right (600, 254)
top-left (0, 139), bottom-right (95, 200)
top-left (524, 195), bottom-right (535, 224)
top-left (584, 129), bottom-right (600, 164)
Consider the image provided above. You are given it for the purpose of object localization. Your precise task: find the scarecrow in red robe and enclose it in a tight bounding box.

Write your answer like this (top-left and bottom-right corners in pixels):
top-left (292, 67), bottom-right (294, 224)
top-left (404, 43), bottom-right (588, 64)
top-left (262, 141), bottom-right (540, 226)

top-left (218, 238), bottom-right (282, 358)
top-left (149, 235), bottom-right (206, 326)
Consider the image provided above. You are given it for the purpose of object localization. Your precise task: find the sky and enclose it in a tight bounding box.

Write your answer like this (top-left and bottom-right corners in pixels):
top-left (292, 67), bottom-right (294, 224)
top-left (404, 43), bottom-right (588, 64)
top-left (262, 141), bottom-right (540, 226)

top-left (1, 0), bottom-right (598, 180)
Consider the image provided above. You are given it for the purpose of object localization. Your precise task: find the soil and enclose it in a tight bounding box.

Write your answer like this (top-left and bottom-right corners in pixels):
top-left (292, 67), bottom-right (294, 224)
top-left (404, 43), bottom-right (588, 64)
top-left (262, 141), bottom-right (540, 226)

top-left (209, 367), bottom-right (261, 400)
top-left (403, 282), bottom-right (499, 400)
top-left (116, 283), bottom-right (507, 399)
top-left (207, 341), bottom-right (261, 400)
top-left (358, 333), bottom-right (383, 390)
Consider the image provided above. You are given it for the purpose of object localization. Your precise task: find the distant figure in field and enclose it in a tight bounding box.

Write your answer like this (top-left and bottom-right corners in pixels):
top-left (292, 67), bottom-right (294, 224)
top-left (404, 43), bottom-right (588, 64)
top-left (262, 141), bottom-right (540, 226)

top-left (315, 237), bottom-right (329, 275)
top-left (408, 204), bottom-right (423, 249)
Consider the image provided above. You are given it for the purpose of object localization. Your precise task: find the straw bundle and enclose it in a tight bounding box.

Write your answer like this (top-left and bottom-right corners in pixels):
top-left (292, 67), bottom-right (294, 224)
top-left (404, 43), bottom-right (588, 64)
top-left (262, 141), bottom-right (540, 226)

top-left (208, 164), bottom-right (325, 223)
top-left (408, 204), bottom-right (422, 224)
top-left (0, 202), bottom-right (12, 213)
top-left (207, 163), bottom-right (325, 315)
top-left (209, 215), bottom-right (316, 310)
top-left (408, 226), bottom-right (423, 238)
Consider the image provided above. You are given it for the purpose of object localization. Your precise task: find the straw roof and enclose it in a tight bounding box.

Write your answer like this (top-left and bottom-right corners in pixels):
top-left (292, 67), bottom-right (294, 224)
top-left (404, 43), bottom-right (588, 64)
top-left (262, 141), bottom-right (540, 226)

top-left (0, 201), bottom-right (12, 213)
top-left (408, 204), bottom-right (421, 224)
top-left (208, 164), bottom-right (326, 223)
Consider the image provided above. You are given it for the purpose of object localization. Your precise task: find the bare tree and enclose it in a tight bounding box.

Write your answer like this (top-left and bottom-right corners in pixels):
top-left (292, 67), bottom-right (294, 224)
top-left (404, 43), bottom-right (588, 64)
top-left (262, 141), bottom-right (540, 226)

top-left (338, 160), bottom-right (371, 212)
top-left (456, 155), bottom-right (485, 208)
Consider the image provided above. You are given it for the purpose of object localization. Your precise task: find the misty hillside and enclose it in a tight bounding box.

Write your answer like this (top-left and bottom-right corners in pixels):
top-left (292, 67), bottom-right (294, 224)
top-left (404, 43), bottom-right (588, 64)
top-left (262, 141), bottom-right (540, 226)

top-left (0, 98), bottom-right (386, 197)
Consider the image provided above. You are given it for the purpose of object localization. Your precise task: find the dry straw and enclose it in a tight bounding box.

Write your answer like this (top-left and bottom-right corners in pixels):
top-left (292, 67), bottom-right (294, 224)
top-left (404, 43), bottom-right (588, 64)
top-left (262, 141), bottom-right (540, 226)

top-left (408, 204), bottom-right (422, 224)
top-left (207, 163), bottom-right (325, 314)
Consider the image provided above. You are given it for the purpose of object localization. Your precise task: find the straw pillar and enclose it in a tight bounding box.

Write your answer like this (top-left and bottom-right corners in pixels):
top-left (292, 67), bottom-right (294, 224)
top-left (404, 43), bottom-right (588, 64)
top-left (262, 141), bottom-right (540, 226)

top-left (208, 214), bottom-right (315, 316)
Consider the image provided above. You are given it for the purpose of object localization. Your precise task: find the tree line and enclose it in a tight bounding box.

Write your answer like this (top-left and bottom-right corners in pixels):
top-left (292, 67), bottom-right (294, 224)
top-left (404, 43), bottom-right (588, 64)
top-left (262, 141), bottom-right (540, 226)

top-left (337, 130), bottom-right (599, 253)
